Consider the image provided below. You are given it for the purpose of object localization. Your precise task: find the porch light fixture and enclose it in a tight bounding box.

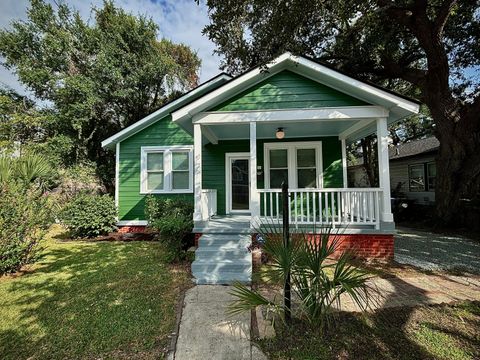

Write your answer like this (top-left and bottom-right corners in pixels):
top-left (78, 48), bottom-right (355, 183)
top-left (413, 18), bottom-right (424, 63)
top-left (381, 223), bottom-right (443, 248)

top-left (276, 127), bottom-right (285, 140)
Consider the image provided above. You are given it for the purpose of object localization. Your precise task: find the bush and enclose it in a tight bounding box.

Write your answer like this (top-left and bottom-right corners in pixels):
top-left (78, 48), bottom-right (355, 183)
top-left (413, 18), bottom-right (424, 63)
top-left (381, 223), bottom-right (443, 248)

top-left (59, 193), bottom-right (117, 238)
top-left (0, 181), bottom-right (52, 274)
top-left (145, 196), bottom-right (194, 262)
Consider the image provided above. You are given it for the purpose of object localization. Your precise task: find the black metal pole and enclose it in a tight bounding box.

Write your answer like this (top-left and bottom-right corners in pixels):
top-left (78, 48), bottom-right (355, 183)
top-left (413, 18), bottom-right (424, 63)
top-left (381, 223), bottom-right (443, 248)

top-left (281, 181), bottom-right (291, 325)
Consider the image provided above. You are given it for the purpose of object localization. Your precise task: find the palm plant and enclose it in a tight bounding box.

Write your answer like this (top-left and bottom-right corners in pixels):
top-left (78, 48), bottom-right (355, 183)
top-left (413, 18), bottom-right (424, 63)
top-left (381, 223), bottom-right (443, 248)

top-left (229, 221), bottom-right (374, 331)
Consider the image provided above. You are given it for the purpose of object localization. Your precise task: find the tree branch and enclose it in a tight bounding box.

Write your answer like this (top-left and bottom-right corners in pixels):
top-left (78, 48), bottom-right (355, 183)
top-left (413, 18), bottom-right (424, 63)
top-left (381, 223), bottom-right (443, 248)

top-left (433, 0), bottom-right (458, 36)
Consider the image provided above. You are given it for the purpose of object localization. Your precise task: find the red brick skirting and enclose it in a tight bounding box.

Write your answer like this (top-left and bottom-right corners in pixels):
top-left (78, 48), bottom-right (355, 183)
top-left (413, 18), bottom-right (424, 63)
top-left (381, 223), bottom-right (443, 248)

top-left (118, 226), bottom-right (147, 233)
top-left (329, 234), bottom-right (394, 260)
top-left (194, 233), bottom-right (203, 248)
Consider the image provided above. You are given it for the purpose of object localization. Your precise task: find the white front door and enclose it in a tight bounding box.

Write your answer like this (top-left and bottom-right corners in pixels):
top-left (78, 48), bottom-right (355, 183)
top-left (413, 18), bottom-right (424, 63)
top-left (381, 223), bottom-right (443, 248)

top-left (226, 153), bottom-right (250, 214)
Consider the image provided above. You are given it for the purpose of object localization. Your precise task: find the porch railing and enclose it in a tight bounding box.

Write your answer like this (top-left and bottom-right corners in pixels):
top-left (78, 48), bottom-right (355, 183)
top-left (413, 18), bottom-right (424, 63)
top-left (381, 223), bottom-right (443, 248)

top-left (257, 188), bottom-right (381, 229)
top-left (200, 189), bottom-right (217, 220)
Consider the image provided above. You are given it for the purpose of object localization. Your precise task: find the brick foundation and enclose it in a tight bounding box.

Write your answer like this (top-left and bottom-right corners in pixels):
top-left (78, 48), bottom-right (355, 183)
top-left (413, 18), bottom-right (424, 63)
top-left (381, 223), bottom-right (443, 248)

top-left (118, 226), bottom-right (147, 233)
top-left (307, 234), bottom-right (394, 260)
top-left (194, 233), bottom-right (203, 248)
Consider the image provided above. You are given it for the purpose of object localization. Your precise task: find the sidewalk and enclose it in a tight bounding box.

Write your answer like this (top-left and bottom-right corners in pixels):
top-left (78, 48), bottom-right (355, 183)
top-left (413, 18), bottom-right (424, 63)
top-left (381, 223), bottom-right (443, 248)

top-left (173, 286), bottom-right (267, 360)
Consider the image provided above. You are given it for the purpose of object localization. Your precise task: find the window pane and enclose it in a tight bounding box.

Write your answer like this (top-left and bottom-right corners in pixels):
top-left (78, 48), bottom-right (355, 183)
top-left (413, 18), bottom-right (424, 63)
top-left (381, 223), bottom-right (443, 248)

top-left (297, 169), bottom-right (316, 188)
top-left (270, 169), bottom-right (288, 188)
top-left (409, 165), bottom-right (425, 191)
top-left (270, 149), bottom-right (288, 168)
top-left (172, 152), bottom-right (189, 170)
top-left (172, 171), bottom-right (189, 189)
top-left (428, 163), bottom-right (436, 177)
top-left (147, 152), bottom-right (163, 171)
top-left (147, 172), bottom-right (164, 190)
top-left (297, 148), bottom-right (316, 167)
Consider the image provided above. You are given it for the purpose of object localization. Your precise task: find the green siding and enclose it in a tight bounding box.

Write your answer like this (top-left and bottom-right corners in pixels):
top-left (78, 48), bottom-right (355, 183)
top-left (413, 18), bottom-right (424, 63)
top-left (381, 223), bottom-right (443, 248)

top-left (212, 71), bottom-right (368, 111)
top-left (118, 115), bottom-right (194, 221)
top-left (202, 140), bottom-right (250, 216)
top-left (202, 137), bottom-right (343, 216)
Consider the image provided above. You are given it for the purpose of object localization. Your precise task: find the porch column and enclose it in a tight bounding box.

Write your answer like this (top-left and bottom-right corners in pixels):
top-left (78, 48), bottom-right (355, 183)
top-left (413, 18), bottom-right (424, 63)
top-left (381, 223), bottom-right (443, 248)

top-left (250, 122), bottom-right (259, 226)
top-left (341, 138), bottom-right (348, 188)
top-left (376, 117), bottom-right (394, 224)
top-left (193, 123), bottom-right (203, 222)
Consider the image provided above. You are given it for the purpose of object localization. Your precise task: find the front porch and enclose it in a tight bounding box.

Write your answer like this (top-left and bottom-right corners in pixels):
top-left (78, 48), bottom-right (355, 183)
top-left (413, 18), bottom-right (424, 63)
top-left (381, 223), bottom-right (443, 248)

top-left (192, 109), bottom-right (394, 233)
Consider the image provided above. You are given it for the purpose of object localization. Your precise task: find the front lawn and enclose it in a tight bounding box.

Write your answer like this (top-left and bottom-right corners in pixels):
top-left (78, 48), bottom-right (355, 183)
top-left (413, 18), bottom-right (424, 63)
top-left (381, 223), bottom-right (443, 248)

top-left (0, 225), bottom-right (191, 360)
top-left (259, 301), bottom-right (480, 360)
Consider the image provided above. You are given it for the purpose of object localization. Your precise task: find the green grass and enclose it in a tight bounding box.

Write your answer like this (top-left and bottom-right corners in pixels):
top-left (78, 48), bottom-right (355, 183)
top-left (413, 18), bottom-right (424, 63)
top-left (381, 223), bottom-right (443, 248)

top-left (0, 226), bottom-right (191, 360)
top-left (258, 301), bottom-right (480, 360)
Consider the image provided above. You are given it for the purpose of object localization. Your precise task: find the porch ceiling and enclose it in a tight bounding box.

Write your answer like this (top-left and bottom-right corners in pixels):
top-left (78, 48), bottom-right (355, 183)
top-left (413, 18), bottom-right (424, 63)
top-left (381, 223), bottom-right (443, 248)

top-left (205, 120), bottom-right (359, 140)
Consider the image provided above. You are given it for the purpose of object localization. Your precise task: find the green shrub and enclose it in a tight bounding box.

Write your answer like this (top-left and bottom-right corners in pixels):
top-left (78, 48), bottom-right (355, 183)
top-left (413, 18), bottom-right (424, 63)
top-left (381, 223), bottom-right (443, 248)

top-left (145, 196), bottom-right (194, 262)
top-left (0, 181), bottom-right (52, 274)
top-left (59, 193), bottom-right (117, 238)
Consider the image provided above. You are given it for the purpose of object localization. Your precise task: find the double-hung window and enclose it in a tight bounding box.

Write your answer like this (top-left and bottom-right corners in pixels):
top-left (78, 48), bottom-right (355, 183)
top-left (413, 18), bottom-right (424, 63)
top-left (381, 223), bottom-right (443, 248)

top-left (265, 142), bottom-right (322, 189)
top-left (408, 162), bottom-right (436, 192)
top-left (141, 146), bottom-right (193, 193)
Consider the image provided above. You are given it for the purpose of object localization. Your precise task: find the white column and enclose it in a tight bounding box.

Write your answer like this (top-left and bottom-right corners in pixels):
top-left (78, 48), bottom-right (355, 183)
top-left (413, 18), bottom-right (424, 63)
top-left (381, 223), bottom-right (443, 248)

top-left (193, 123), bottom-right (203, 222)
top-left (341, 138), bottom-right (348, 188)
top-left (376, 117), bottom-right (393, 222)
top-left (250, 122), bottom-right (259, 226)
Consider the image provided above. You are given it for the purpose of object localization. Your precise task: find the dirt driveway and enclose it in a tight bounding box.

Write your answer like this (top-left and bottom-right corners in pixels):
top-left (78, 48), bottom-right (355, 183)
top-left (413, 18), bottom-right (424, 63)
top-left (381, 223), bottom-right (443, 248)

top-left (395, 227), bottom-right (480, 273)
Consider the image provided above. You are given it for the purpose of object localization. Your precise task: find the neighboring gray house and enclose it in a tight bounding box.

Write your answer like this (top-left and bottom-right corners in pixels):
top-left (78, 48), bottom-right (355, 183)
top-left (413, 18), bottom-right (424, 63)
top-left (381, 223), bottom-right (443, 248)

top-left (348, 137), bottom-right (439, 205)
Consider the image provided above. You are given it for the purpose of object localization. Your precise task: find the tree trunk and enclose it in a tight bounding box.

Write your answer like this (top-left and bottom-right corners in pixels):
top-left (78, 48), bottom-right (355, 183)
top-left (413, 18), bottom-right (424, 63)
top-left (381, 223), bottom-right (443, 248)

top-left (361, 135), bottom-right (378, 187)
top-left (428, 100), bottom-right (480, 225)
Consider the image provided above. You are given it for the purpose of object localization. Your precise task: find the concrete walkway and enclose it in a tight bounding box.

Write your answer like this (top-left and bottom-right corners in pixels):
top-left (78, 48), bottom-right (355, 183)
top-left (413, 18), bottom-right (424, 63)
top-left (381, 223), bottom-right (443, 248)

top-left (174, 286), bottom-right (267, 360)
top-left (395, 227), bottom-right (480, 273)
top-left (337, 272), bottom-right (480, 312)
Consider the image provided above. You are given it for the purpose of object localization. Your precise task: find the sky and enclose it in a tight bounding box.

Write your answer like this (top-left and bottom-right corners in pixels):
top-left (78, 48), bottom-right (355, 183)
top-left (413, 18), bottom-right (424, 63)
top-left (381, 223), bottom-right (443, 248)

top-left (0, 0), bottom-right (223, 98)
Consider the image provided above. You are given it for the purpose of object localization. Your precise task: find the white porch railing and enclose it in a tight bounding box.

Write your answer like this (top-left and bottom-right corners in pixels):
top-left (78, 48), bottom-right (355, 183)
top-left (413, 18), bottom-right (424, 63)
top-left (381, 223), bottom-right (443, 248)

top-left (200, 189), bottom-right (217, 220)
top-left (257, 188), bottom-right (381, 229)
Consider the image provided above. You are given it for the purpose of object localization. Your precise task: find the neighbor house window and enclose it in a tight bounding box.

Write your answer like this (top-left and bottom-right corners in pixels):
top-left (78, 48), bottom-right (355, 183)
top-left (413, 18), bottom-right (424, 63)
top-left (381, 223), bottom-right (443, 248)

top-left (141, 146), bottom-right (193, 193)
top-left (265, 142), bottom-right (322, 189)
top-left (427, 162), bottom-right (436, 191)
top-left (408, 162), bottom-right (436, 192)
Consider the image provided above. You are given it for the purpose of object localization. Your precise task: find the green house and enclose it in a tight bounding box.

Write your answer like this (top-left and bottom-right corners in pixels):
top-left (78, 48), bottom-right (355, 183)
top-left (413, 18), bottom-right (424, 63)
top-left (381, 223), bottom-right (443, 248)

top-left (102, 53), bottom-right (419, 283)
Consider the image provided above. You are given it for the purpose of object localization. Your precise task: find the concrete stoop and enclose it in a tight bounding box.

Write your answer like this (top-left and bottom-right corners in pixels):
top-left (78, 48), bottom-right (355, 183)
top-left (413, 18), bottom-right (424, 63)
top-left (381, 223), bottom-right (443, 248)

top-left (192, 233), bottom-right (252, 285)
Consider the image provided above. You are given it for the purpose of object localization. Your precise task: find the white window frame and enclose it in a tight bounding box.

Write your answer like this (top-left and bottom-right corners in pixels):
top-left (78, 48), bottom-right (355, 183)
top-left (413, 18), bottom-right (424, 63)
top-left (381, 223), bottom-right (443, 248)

top-left (140, 145), bottom-right (193, 194)
top-left (264, 141), bottom-right (323, 189)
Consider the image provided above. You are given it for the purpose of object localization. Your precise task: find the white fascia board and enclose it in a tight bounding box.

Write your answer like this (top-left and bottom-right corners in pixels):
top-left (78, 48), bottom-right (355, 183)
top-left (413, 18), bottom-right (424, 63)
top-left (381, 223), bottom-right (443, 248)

top-left (290, 55), bottom-right (420, 114)
top-left (117, 220), bottom-right (148, 226)
top-left (193, 106), bottom-right (389, 125)
top-left (101, 74), bottom-right (232, 149)
top-left (171, 52), bottom-right (293, 123)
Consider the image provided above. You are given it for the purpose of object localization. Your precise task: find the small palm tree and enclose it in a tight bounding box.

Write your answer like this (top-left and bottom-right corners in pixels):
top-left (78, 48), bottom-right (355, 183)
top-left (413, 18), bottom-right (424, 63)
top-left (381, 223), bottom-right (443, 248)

top-left (229, 222), bottom-right (374, 331)
top-left (0, 153), bottom-right (53, 188)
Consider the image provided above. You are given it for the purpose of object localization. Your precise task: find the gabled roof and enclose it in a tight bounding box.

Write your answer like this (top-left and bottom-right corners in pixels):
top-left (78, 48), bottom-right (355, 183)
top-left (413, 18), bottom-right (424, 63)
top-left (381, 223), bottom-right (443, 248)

top-left (171, 52), bottom-right (420, 129)
top-left (101, 73), bottom-right (232, 149)
top-left (102, 52), bottom-right (420, 148)
top-left (389, 136), bottom-right (439, 161)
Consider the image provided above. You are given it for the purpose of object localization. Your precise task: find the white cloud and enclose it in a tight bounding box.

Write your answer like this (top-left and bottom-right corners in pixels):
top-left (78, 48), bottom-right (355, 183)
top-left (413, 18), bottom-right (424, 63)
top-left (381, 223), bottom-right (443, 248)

top-left (0, 0), bottom-right (222, 97)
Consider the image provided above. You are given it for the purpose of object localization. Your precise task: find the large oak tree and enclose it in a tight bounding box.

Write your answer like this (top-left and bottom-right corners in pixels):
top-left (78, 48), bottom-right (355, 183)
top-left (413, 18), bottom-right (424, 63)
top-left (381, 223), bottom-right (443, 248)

top-left (201, 0), bottom-right (479, 224)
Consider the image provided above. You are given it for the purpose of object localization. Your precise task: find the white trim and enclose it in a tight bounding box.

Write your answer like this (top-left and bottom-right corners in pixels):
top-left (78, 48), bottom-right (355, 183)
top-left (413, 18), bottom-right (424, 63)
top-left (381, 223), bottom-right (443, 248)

top-left (192, 106), bottom-right (389, 125)
top-left (250, 122), bottom-right (259, 221)
top-left (101, 74), bottom-right (231, 148)
top-left (264, 141), bottom-right (323, 189)
top-left (201, 125), bottom-right (218, 144)
top-left (193, 124), bottom-right (203, 221)
top-left (376, 117), bottom-right (393, 223)
top-left (140, 145), bottom-right (193, 194)
top-left (115, 142), bottom-right (120, 209)
top-left (290, 54), bottom-right (420, 114)
top-left (117, 220), bottom-right (148, 226)
top-left (171, 52), bottom-right (419, 125)
top-left (172, 53), bottom-right (292, 123)
top-left (225, 152), bottom-right (251, 214)
top-left (339, 119), bottom-right (376, 140)
top-left (341, 139), bottom-right (348, 188)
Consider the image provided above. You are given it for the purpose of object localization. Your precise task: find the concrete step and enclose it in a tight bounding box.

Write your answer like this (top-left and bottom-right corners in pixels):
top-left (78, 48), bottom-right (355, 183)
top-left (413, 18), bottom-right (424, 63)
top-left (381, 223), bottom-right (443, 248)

top-left (192, 259), bottom-right (252, 273)
top-left (195, 248), bottom-right (251, 261)
top-left (194, 272), bottom-right (251, 285)
top-left (198, 234), bottom-right (251, 247)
